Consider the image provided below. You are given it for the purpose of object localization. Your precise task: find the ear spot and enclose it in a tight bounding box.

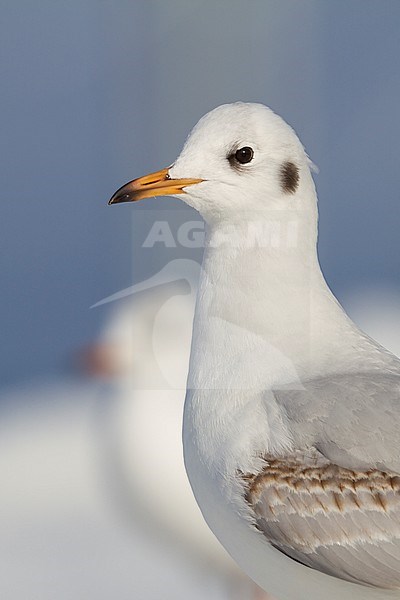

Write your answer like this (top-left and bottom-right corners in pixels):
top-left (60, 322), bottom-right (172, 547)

top-left (280, 162), bottom-right (299, 194)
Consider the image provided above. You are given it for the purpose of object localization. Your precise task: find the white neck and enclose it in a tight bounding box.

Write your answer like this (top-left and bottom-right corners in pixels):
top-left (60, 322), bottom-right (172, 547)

top-left (183, 211), bottom-right (381, 479)
top-left (188, 213), bottom-right (356, 393)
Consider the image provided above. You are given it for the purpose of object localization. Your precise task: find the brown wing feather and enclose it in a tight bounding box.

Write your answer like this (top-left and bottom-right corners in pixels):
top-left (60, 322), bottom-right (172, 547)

top-left (243, 450), bottom-right (400, 588)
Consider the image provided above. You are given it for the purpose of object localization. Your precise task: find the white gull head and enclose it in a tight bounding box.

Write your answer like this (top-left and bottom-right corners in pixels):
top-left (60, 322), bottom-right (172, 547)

top-left (169, 102), bottom-right (317, 225)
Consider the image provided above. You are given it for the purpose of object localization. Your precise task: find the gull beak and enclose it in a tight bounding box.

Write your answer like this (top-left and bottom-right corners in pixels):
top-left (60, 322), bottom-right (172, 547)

top-left (108, 167), bottom-right (203, 205)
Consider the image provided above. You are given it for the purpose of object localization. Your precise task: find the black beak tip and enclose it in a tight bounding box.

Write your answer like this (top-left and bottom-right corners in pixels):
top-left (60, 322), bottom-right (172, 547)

top-left (108, 192), bottom-right (130, 206)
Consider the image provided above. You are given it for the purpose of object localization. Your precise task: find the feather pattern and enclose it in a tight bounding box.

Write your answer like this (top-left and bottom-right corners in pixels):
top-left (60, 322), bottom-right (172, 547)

top-left (243, 370), bottom-right (400, 590)
top-left (244, 450), bottom-right (400, 587)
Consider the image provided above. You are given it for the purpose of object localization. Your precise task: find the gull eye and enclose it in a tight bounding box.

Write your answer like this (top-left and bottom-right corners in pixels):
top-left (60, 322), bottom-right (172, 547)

top-left (235, 146), bottom-right (254, 164)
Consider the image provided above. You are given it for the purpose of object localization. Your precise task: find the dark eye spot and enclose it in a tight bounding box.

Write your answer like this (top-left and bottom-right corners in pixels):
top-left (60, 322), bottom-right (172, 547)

top-left (228, 146), bottom-right (254, 168)
top-left (280, 161), bottom-right (299, 194)
top-left (235, 146), bottom-right (254, 164)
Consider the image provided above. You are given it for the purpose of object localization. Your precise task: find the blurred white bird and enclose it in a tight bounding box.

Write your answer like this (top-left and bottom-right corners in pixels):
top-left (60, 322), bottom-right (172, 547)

top-left (108, 102), bottom-right (400, 600)
top-left (0, 379), bottom-right (249, 600)
top-left (87, 260), bottom-right (272, 600)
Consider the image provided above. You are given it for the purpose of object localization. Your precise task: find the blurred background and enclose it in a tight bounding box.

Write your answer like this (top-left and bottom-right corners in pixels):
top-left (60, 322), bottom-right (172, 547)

top-left (1, 1), bottom-right (400, 598)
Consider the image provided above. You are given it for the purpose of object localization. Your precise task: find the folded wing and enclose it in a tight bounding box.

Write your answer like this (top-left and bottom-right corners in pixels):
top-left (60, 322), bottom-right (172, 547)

top-left (243, 371), bottom-right (400, 588)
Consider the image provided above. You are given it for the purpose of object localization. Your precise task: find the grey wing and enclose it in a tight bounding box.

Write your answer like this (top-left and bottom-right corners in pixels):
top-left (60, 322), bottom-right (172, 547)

top-left (244, 371), bottom-right (400, 588)
top-left (276, 371), bottom-right (400, 474)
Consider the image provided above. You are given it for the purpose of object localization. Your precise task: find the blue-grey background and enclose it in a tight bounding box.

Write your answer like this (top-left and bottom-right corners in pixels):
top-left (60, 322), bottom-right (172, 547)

top-left (1, 0), bottom-right (400, 385)
top-left (1, 4), bottom-right (400, 599)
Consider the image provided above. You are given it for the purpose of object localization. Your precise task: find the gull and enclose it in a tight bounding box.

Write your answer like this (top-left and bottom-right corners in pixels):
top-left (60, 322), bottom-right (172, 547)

top-left (108, 102), bottom-right (400, 600)
top-left (88, 261), bottom-right (272, 599)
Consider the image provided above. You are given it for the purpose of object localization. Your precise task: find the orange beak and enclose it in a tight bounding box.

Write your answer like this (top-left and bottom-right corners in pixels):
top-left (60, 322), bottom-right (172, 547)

top-left (108, 167), bottom-right (203, 205)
